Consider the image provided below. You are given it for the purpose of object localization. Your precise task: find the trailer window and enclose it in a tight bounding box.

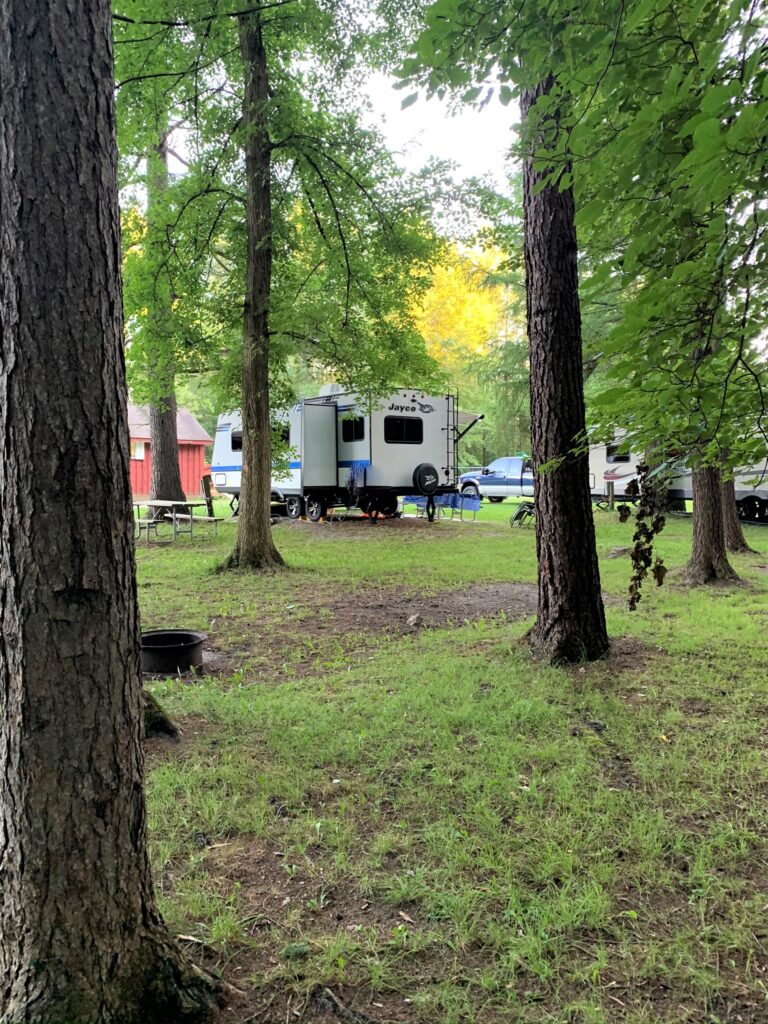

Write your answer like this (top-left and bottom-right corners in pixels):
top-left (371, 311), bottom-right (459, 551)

top-left (231, 430), bottom-right (243, 452)
top-left (384, 416), bottom-right (423, 445)
top-left (342, 417), bottom-right (365, 443)
top-left (606, 444), bottom-right (630, 464)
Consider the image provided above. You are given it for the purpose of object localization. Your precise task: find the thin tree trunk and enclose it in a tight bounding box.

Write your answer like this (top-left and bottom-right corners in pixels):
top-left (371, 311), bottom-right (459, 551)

top-left (0, 3), bottom-right (221, 1020)
top-left (147, 134), bottom-right (185, 505)
top-left (686, 466), bottom-right (738, 584)
top-left (721, 474), bottom-right (755, 553)
top-left (521, 77), bottom-right (608, 664)
top-left (226, 13), bottom-right (285, 571)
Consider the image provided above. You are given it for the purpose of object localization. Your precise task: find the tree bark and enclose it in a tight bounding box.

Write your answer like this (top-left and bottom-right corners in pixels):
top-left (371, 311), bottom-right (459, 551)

top-left (147, 134), bottom-right (186, 505)
top-left (521, 78), bottom-right (608, 664)
top-left (686, 467), bottom-right (738, 583)
top-left (149, 391), bottom-right (186, 503)
top-left (226, 13), bottom-right (285, 570)
top-left (721, 474), bottom-right (755, 553)
top-left (0, 3), bottom-right (220, 1020)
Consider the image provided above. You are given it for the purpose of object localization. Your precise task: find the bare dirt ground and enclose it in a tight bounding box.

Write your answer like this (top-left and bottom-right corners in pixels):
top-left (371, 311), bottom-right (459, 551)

top-left (202, 580), bottom-right (539, 680)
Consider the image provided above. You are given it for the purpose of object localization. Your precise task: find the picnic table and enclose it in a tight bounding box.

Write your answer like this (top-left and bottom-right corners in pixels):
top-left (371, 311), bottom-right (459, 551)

top-left (133, 499), bottom-right (209, 543)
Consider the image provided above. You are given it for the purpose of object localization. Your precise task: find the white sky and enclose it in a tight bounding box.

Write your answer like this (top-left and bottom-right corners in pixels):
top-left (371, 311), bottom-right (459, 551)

top-left (364, 73), bottom-right (518, 193)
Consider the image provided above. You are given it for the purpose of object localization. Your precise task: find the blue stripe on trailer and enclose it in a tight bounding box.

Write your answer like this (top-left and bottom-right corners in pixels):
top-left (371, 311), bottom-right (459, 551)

top-left (289, 461), bottom-right (302, 469)
top-left (211, 464), bottom-right (242, 472)
top-left (338, 459), bottom-right (371, 467)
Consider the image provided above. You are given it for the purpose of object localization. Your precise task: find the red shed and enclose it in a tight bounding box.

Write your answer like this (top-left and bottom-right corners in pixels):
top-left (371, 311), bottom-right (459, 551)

top-left (128, 404), bottom-right (212, 497)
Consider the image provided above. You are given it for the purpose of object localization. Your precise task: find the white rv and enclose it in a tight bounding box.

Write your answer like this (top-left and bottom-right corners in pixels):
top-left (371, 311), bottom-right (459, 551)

top-left (211, 387), bottom-right (479, 520)
top-left (589, 440), bottom-right (768, 522)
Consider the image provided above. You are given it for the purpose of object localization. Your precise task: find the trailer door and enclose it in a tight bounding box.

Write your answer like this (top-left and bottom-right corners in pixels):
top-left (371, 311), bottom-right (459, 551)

top-left (302, 402), bottom-right (338, 488)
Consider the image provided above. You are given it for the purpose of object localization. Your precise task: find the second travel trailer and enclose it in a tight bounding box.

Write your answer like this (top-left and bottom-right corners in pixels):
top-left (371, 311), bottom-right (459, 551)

top-left (211, 387), bottom-right (482, 520)
top-left (589, 440), bottom-right (768, 522)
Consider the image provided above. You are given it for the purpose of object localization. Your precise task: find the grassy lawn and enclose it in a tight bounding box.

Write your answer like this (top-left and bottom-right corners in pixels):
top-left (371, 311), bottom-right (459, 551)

top-left (138, 503), bottom-right (768, 1023)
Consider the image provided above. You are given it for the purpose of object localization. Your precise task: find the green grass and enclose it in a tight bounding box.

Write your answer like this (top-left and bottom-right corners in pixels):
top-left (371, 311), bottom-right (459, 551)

top-left (139, 503), bottom-right (768, 1023)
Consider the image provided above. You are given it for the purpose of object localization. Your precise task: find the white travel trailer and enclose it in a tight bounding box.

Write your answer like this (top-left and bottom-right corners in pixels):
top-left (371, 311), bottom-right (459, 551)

top-left (211, 387), bottom-right (480, 520)
top-left (589, 440), bottom-right (768, 522)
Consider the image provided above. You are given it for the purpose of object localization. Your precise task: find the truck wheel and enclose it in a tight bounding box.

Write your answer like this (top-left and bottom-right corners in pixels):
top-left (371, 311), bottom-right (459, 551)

top-left (461, 483), bottom-right (480, 500)
top-left (305, 496), bottom-right (326, 522)
top-left (285, 496), bottom-right (303, 520)
top-left (488, 496), bottom-right (504, 504)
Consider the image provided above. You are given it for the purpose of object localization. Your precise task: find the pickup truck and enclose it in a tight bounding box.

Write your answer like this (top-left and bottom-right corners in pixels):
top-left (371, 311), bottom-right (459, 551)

top-left (459, 456), bottom-right (535, 502)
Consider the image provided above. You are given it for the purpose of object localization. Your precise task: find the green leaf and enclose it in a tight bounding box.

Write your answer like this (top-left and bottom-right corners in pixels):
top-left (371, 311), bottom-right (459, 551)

top-left (575, 197), bottom-right (604, 228)
top-left (400, 92), bottom-right (419, 110)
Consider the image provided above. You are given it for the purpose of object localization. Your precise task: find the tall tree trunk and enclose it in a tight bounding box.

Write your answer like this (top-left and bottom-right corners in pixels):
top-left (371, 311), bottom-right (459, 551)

top-left (150, 391), bottom-right (186, 502)
top-left (147, 134), bottom-right (186, 504)
top-left (226, 13), bottom-right (285, 570)
top-left (0, 3), bottom-right (220, 1020)
top-left (686, 467), bottom-right (738, 583)
top-left (721, 474), bottom-right (755, 554)
top-left (521, 78), bottom-right (608, 664)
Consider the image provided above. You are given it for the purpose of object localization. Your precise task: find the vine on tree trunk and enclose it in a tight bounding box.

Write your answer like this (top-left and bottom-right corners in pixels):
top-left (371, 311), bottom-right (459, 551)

top-left (617, 463), bottom-right (668, 610)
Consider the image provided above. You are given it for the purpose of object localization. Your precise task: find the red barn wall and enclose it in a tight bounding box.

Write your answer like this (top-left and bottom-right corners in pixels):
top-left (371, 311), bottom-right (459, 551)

top-left (130, 443), bottom-right (208, 498)
top-left (179, 443), bottom-right (207, 495)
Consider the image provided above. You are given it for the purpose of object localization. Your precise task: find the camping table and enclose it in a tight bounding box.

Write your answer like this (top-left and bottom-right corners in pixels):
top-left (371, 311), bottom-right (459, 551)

top-left (403, 492), bottom-right (481, 522)
top-left (133, 500), bottom-right (208, 542)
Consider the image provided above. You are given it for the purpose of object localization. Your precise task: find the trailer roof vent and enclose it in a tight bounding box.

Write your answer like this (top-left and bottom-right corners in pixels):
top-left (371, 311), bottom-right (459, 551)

top-left (318, 382), bottom-right (344, 396)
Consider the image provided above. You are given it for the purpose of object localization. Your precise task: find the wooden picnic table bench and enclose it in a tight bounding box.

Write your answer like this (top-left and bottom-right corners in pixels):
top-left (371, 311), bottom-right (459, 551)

top-left (133, 480), bottom-right (226, 542)
top-left (134, 499), bottom-right (208, 542)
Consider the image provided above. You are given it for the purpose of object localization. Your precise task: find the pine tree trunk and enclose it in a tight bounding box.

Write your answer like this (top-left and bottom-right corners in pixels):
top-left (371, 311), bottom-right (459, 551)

top-left (686, 467), bottom-right (738, 584)
top-left (226, 13), bottom-right (285, 571)
top-left (147, 135), bottom-right (185, 505)
top-left (0, 3), bottom-right (221, 1020)
top-left (721, 475), bottom-right (755, 554)
top-left (521, 78), bottom-right (608, 664)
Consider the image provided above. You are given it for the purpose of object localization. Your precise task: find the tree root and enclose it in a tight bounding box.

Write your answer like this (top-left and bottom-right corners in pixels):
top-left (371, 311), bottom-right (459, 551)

top-left (683, 557), bottom-right (739, 587)
top-left (217, 548), bottom-right (286, 573)
top-left (143, 690), bottom-right (180, 739)
top-left (524, 623), bottom-right (610, 666)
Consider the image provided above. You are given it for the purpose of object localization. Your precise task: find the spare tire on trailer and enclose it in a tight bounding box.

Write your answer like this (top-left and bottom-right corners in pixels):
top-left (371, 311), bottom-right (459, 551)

top-left (412, 463), bottom-right (439, 495)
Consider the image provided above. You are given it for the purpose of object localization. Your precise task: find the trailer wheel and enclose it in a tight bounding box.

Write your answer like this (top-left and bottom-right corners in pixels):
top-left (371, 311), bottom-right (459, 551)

top-left (285, 496), bottom-right (303, 520)
top-left (739, 496), bottom-right (761, 522)
top-left (305, 496), bottom-right (326, 522)
top-left (373, 494), bottom-right (399, 517)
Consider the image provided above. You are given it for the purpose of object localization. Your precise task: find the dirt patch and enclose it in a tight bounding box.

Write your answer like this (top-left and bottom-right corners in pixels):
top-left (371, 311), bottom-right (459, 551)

top-left (283, 515), bottom-right (468, 538)
top-left (567, 635), bottom-right (662, 680)
top-left (200, 581), bottom-right (538, 682)
top-left (303, 580), bottom-right (538, 634)
top-left (679, 697), bottom-right (712, 717)
top-left (179, 836), bottom-right (423, 1023)
top-left (143, 713), bottom-right (220, 766)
